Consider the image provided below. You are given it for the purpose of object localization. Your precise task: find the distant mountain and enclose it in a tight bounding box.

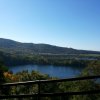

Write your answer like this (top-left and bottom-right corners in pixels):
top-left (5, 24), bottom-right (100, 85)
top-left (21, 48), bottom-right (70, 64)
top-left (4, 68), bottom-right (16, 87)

top-left (0, 38), bottom-right (100, 55)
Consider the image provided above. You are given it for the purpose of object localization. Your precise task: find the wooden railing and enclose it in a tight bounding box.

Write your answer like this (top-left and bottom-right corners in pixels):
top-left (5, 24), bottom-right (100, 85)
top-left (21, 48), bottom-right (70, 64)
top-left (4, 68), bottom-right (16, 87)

top-left (0, 75), bottom-right (100, 99)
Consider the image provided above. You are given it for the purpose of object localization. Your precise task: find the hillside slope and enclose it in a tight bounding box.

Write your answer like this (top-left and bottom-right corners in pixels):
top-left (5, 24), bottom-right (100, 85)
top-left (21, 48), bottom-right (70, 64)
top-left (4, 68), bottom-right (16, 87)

top-left (0, 38), bottom-right (100, 55)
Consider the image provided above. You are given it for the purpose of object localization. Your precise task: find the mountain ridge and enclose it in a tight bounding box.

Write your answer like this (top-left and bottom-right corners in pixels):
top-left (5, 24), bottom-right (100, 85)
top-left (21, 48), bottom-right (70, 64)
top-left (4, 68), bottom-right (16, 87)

top-left (0, 38), bottom-right (100, 55)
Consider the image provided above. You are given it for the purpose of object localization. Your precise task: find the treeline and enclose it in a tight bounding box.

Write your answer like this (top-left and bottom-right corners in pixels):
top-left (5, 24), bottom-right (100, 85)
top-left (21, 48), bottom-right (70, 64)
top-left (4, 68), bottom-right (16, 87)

top-left (0, 50), bottom-right (94, 67)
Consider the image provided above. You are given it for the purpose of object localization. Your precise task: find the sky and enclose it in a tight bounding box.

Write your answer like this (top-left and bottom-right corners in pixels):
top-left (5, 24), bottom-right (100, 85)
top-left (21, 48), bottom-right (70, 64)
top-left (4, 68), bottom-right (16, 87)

top-left (0, 0), bottom-right (100, 51)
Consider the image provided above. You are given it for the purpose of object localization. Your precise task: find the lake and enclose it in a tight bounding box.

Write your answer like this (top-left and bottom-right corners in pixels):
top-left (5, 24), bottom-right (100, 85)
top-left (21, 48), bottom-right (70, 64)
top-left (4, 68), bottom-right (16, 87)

top-left (8, 65), bottom-right (84, 79)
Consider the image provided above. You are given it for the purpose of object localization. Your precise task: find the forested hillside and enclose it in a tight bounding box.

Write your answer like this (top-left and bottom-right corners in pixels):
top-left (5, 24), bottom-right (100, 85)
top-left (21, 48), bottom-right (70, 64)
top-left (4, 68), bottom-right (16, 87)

top-left (0, 38), bottom-right (100, 100)
top-left (0, 38), bottom-right (100, 55)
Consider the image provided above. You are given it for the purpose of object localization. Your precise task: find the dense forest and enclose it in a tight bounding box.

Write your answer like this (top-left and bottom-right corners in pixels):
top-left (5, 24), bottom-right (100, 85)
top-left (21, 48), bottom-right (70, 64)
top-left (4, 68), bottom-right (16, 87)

top-left (0, 59), bottom-right (100, 100)
top-left (0, 38), bottom-right (100, 99)
top-left (0, 50), bottom-right (100, 67)
top-left (0, 50), bottom-right (100, 100)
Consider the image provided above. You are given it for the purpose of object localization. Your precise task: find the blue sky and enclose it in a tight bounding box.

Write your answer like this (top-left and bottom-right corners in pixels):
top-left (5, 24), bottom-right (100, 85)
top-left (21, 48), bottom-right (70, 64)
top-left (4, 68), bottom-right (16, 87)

top-left (0, 0), bottom-right (100, 51)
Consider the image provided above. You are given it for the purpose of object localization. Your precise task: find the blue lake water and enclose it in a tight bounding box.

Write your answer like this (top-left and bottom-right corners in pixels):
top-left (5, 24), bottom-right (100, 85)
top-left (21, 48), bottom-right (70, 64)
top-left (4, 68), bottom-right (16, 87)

top-left (8, 65), bottom-right (84, 79)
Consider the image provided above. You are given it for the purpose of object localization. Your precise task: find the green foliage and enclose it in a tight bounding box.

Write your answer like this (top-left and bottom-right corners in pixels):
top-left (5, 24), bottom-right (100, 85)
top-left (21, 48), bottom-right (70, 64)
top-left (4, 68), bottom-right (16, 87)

top-left (0, 61), bottom-right (10, 95)
top-left (0, 50), bottom-right (91, 67)
top-left (82, 60), bottom-right (100, 76)
top-left (0, 61), bottom-right (8, 83)
top-left (0, 38), bottom-right (100, 99)
top-left (1, 68), bottom-right (99, 100)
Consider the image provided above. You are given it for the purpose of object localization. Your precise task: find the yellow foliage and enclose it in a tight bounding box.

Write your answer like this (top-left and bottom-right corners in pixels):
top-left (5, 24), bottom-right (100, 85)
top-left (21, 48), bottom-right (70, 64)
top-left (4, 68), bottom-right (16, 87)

top-left (3, 72), bottom-right (18, 81)
top-left (4, 72), bottom-right (12, 78)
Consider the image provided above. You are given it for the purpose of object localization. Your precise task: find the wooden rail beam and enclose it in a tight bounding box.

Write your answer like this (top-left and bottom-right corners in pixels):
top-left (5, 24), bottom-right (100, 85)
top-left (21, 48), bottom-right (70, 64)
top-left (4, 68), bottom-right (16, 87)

top-left (0, 75), bottom-right (100, 87)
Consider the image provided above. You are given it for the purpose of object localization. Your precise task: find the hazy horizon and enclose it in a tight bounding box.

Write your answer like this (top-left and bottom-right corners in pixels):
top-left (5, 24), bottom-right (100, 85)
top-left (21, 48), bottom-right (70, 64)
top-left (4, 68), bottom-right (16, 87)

top-left (0, 0), bottom-right (100, 51)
